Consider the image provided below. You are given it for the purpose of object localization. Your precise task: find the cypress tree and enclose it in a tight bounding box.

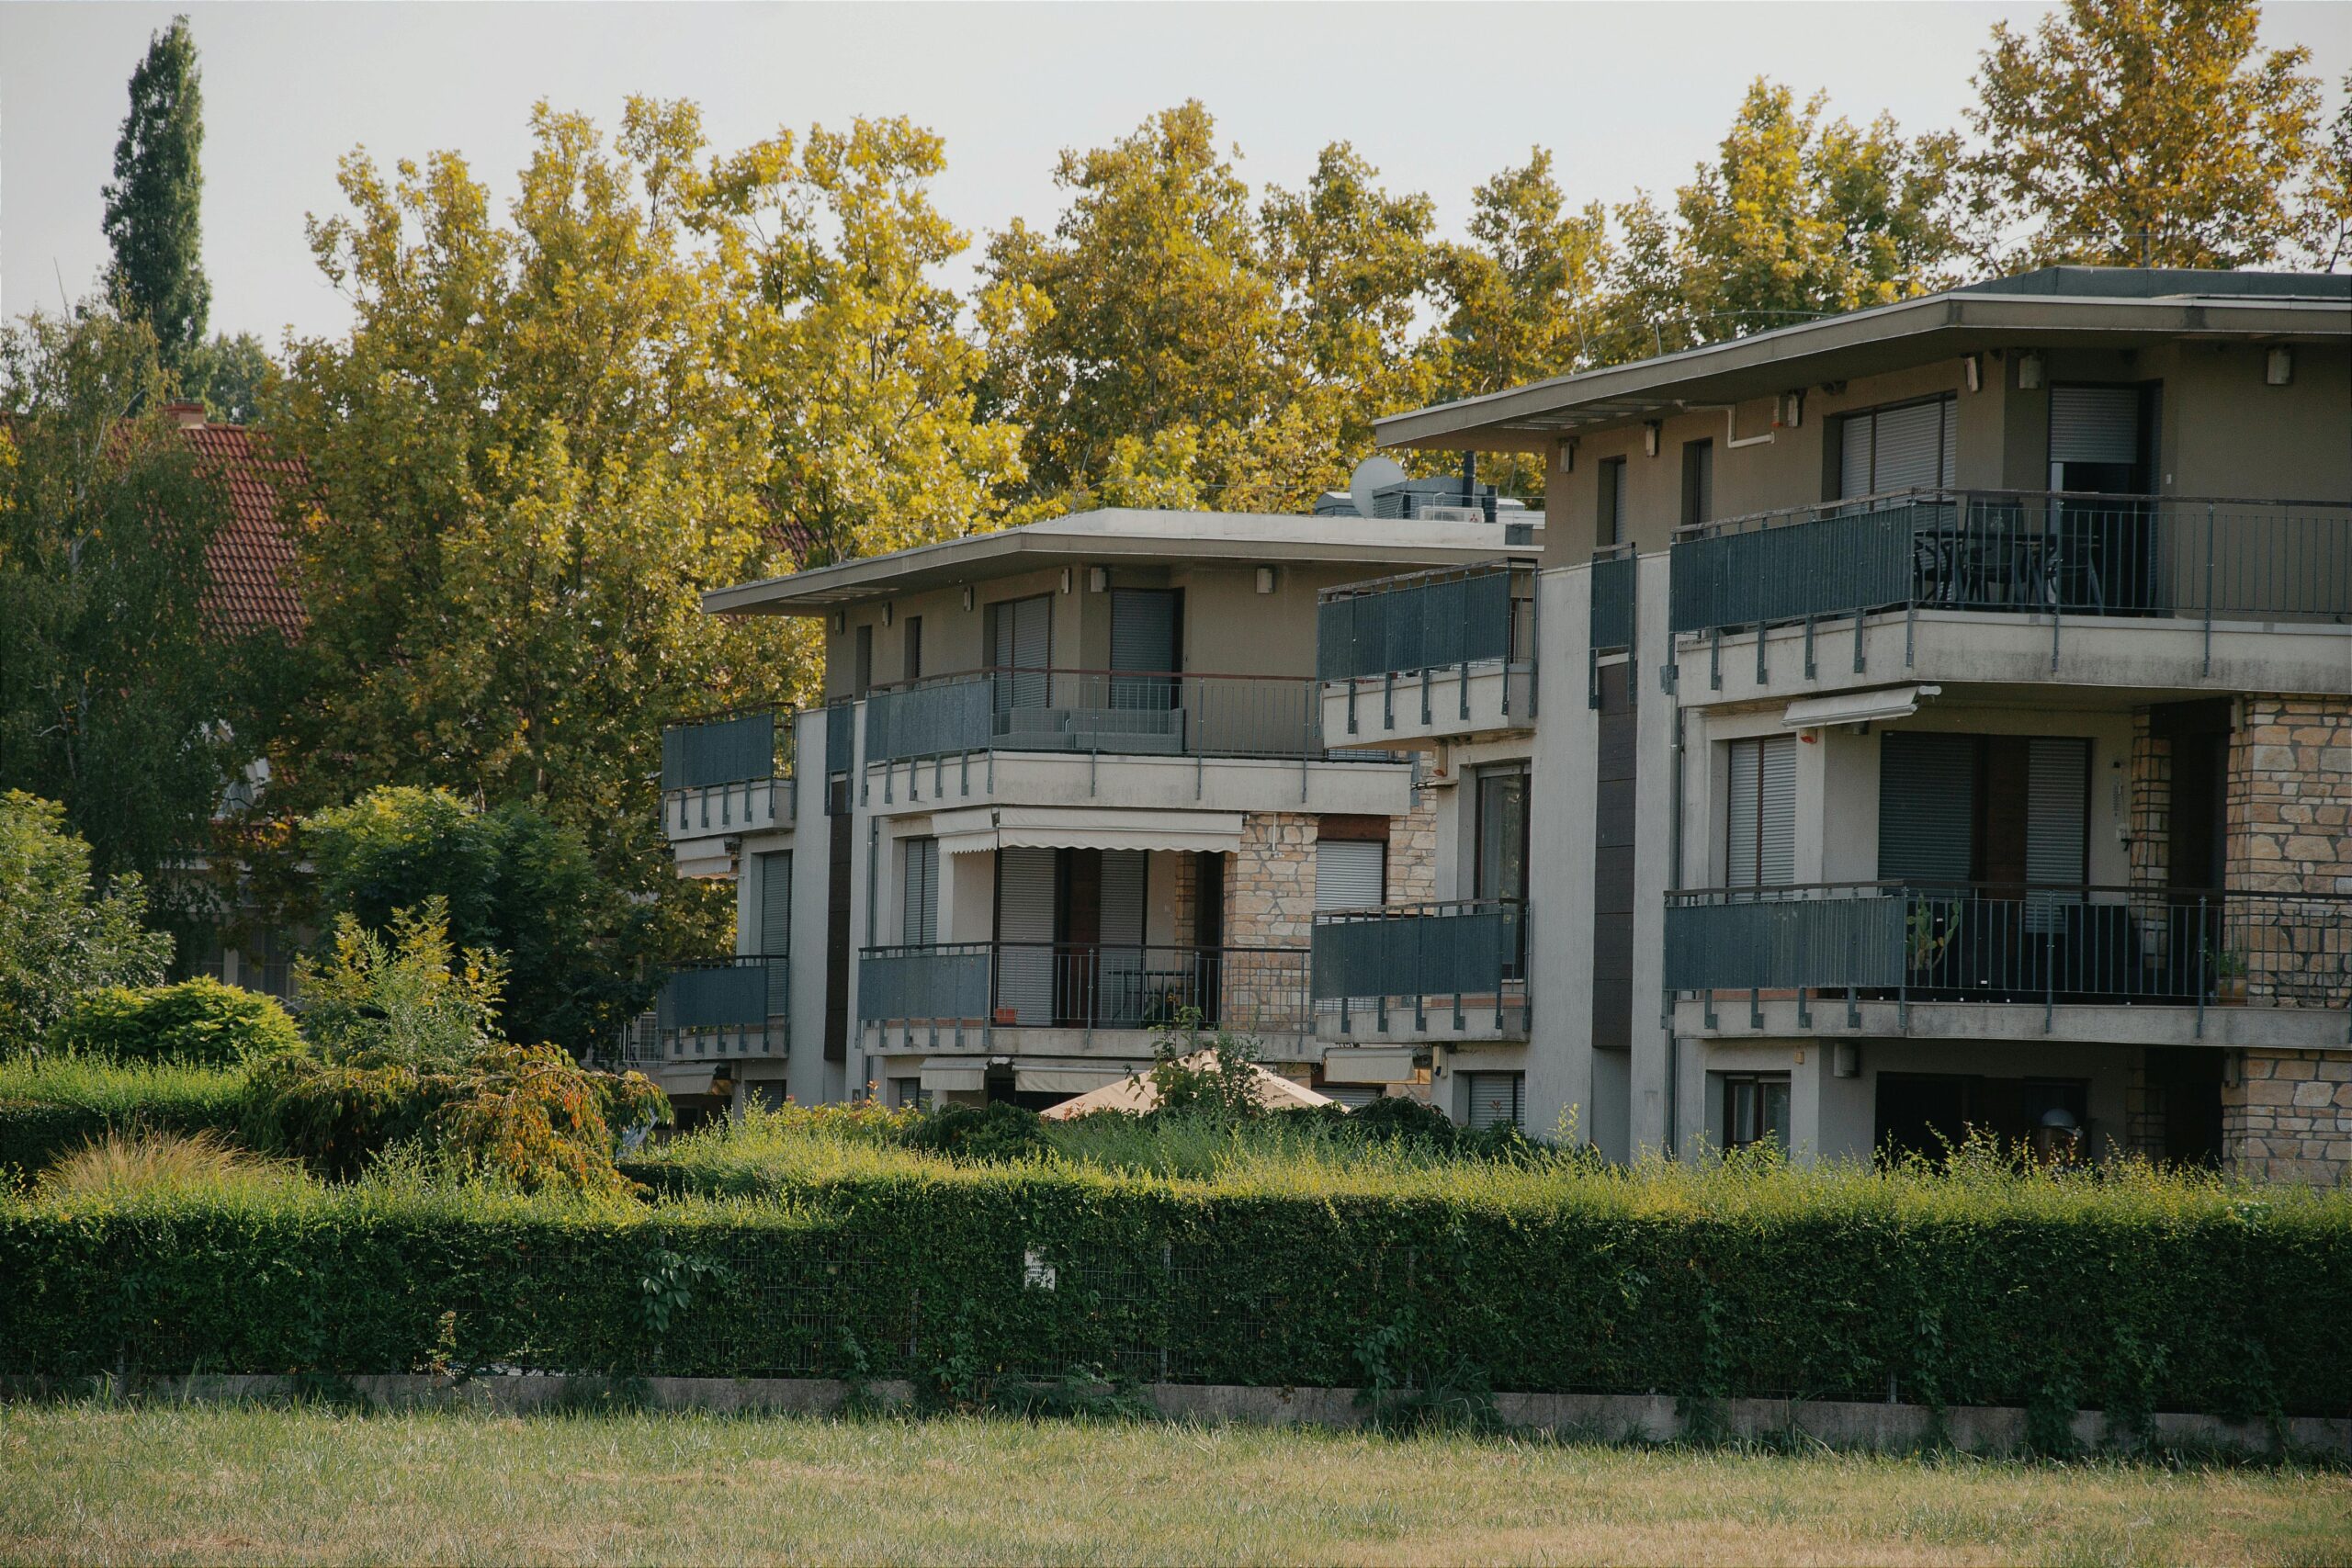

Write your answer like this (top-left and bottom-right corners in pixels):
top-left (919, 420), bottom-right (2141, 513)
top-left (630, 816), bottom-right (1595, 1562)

top-left (102, 16), bottom-right (209, 370)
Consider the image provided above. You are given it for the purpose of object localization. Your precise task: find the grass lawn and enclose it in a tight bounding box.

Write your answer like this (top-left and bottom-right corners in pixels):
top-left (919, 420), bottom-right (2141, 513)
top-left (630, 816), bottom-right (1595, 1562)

top-left (2, 1404), bottom-right (2348, 1566)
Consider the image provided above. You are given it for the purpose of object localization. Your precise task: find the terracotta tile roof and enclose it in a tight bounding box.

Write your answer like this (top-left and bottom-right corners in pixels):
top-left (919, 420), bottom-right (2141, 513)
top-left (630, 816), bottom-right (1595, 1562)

top-left (172, 408), bottom-right (308, 639)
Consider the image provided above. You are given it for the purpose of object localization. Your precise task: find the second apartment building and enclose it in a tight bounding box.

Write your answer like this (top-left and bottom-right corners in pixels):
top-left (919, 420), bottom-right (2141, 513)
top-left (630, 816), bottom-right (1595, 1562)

top-left (647, 499), bottom-right (1536, 1112)
top-left (1340, 266), bottom-right (2351, 1179)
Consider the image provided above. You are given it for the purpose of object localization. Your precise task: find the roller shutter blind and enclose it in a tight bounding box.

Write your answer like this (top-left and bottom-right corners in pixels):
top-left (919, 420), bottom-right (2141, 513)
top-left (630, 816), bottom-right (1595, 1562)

top-left (1877, 732), bottom-right (1976, 883)
top-left (2025, 738), bottom-right (2089, 932)
top-left (1725, 736), bottom-right (1797, 888)
top-left (900, 838), bottom-right (938, 947)
top-left (758, 851), bottom-right (792, 955)
top-left (2049, 388), bottom-right (2140, 464)
top-left (1838, 397), bottom-right (1958, 497)
top-left (990, 595), bottom-right (1051, 714)
top-left (995, 846), bottom-right (1056, 1023)
top-left (1464, 1072), bottom-right (1525, 1130)
top-left (1314, 839), bottom-right (1385, 911)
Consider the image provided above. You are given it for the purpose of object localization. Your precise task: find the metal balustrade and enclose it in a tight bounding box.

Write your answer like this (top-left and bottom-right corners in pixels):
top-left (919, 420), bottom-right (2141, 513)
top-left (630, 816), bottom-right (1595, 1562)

top-left (1665, 881), bottom-right (2352, 1022)
top-left (662, 706), bottom-right (796, 835)
top-left (655, 955), bottom-right (790, 1059)
top-left (1317, 560), bottom-right (1537, 683)
top-left (1669, 491), bottom-right (2352, 660)
top-left (861, 668), bottom-right (1370, 770)
top-left (1311, 899), bottom-right (1529, 1032)
top-left (858, 942), bottom-right (1312, 1035)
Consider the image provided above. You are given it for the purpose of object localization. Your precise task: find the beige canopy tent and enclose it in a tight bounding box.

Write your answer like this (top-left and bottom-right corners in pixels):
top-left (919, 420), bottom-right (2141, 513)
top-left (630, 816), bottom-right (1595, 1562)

top-left (1037, 1054), bottom-right (1337, 1121)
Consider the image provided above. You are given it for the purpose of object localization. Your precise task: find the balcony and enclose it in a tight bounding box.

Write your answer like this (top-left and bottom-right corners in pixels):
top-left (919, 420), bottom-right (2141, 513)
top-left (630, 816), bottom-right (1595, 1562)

top-left (858, 669), bottom-right (1408, 818)
top-left (1669, 491), bottom-right (2352, 700)
top-left (1664, 882), bottom-right (2351, 1047)
top-left (1317, 561), bottom-right (1538, 749)
top-left (655, 956), bottom-right (789, 1064)
top-left (662, 707), bottom-right (796, 874)
top-left (858, 942), bottom-right (1311, 1046)
top-left (1310, 899), bottom-right (1530, 1042)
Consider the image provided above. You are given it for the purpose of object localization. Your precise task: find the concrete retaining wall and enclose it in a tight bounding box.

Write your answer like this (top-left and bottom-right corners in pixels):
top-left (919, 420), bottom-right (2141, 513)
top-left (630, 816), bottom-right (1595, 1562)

top-left (17, 1373), bottom-right (2344, 1457)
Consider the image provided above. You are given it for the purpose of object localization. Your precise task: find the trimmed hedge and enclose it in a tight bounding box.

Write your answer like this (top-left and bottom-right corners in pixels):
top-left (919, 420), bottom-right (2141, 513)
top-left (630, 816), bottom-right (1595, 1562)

top-left (0, 1063), bottom-right (253, 1179)
top-left (5, 1163), bottom-right (2348, 1426)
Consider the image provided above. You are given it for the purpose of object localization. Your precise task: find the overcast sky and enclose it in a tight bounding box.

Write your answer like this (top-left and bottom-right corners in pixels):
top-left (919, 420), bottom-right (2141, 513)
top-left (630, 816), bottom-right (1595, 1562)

top-left (6, 2), bottom-right (2349, 347)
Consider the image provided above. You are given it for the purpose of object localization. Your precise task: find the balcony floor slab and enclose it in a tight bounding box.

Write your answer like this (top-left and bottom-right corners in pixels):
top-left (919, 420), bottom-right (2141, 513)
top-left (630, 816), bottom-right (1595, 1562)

top-left (1672, 994), bottom-right (2348, 1049)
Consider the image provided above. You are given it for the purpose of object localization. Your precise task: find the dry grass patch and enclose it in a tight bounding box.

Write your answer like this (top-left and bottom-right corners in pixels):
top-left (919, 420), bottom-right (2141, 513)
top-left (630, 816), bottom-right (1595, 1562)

top-left (1, 1403), bottom-right (2347, 1566)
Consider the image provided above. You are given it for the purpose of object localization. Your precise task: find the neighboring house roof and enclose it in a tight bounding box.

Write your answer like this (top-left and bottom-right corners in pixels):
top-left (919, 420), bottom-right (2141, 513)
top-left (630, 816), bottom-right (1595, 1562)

top-left (169, 404), bottom-right (307, 639)
top-left (1374, 265), bottom-right (2352, 451)
top-left (706, 506), bottom-right (1536, 615)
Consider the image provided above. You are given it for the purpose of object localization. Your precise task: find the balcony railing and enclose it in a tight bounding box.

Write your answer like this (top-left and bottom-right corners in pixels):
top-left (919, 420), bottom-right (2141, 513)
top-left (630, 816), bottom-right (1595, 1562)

top-left (1317, 559), bottom-right (1537, 683)
top-left (1311, 899), bottom-right (1529, 1032)
top-left (662, 706), bottom-right (795, 834)
top-left (1669, 491), bottom-right (2352, 662)
top-left (861, 668), bottom-right (1376, 770)
top-left (655, 955), bottom-right (789, 1060)
top-left (1665, 882), bottom-right (2351, 1021)
top-left (858, 941), bottom-right (1311, 1035)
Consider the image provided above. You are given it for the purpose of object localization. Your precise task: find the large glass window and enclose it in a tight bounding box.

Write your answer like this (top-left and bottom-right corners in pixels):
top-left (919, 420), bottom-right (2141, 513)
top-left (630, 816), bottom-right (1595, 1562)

top-left (1475, 769), bottom-right (1530, 904)
top-left (1724, 1074), bottom-right (1791, 1151)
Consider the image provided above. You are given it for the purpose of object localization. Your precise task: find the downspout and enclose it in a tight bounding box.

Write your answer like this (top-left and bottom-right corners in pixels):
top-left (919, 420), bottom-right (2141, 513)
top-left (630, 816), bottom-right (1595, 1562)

top-left (1689, 403), bottom-right (1776, 450)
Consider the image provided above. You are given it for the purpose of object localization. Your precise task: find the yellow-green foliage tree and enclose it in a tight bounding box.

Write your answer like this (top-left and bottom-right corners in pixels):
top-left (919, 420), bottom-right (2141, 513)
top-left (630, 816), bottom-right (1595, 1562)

top-left (1964, 0), bottom-right (2327, 267)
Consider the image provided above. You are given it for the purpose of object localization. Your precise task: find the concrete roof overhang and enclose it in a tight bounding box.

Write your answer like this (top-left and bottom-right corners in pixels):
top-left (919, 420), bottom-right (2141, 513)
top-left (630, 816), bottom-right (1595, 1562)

top-left (705, 507), bottom-right (1528, 616)
top-left (1374, 289), bottom-right (2352, 455)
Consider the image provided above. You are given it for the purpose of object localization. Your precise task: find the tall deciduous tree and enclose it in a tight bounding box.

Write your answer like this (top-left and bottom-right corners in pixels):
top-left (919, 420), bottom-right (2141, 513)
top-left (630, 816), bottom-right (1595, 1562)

top-left (0, 791), bottom-right (174, 1046)
top-left (978, 102), bottom-right (1291, 508)
top-left (1611, 82), bottom-right (1963, 356)
top-left (744, 117), bottom-right (1025, 566)
top-left (0, 309), bottom-right (251, 907)
top-left (1965, 0), bottom-right (2324, 267)
top-left (268, 100), bottom-right (800, 942)
top-left (103, 16), bottom-right (210, 371)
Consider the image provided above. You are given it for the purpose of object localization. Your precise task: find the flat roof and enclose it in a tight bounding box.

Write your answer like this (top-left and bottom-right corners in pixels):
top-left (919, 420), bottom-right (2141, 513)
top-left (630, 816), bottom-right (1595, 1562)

top-left (1375, 266), bottom-right (2352, 453)
top-left (706, 506), bottom-right (1537, 615)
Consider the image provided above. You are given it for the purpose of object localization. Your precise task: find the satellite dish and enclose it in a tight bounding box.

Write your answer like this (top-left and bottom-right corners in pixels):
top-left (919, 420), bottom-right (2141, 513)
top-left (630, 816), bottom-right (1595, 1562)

top-left (1348, 456), bottom-right (1408, 520)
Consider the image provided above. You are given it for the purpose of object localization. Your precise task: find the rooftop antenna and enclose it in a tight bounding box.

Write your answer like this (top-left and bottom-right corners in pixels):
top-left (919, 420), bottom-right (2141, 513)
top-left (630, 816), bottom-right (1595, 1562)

top-left (1347, 455), bottom-right (1406, 520)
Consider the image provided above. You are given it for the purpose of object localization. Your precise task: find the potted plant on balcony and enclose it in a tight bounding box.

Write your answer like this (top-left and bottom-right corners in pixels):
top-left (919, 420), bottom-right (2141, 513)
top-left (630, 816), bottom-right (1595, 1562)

top-left (2206, 944), bottom-right (2247, 1004)
top-left (992, 1004), bottom-right (1018, 1026)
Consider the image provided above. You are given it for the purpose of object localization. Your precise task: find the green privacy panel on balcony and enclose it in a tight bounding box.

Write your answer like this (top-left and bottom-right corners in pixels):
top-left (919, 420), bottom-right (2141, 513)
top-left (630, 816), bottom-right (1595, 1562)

top-left (1312, 905), bottom-right (1521, 1000)
top-left (857, 945), bottom-right (992, 1022)
top-left (659, 963), bottom-right (780, 1031)
top-left (1318, 568), bottom-right (1521, 682)
top-left (865, 675), bottom-right (993, 766)
top-left (1662, 897), bottom-right (1907, 993)
top-left (1589, 554), bottom-right (1637, 650)
top-left (1669, 502), bottom-right (1944, 634)
top-left (662, 712), bottom-right (775, 791)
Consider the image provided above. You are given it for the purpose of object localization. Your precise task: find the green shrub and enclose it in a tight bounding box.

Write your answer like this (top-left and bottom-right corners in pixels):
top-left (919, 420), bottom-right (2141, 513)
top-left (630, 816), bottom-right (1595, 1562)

top-left (899, 1101), bottom-right (1051, 1163)
top-left (242, 1046), bottom-right (669, 1192)
top-left (2, 1154), bottom-right (2347, 1427)
top-left (44, 978), bottom-right (303, 1066)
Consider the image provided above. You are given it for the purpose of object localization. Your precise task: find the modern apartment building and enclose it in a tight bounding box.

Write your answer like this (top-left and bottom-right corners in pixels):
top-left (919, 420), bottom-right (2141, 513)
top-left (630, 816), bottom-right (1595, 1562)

top-left (647, 498), bottom-right (1537, 1113)
top-left (1334, 265), bottom-right (2351, 1180)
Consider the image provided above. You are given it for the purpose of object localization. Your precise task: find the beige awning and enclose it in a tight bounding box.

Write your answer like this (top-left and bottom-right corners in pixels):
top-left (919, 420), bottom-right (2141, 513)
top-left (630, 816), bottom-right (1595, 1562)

top-left (656, 1066), bottom-right (721, 1097)
top-left (1322, 1046), bottom-right (1419, 1084)
top-left (1038, 1052), bottom-right (1336, 1121)
top-left (1013, 1064), bottom-right (1132, 1096)
top-left (919, 1061), bottom-right (988, 1092)
top-left (1784, 684), bottom-right (1939, 731)
top-left (932, 806), bottom-right (1245, 856)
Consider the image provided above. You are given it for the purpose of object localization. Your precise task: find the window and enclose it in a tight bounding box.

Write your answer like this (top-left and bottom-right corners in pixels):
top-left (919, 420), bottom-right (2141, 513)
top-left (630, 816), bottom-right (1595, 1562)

top-left (900, 837), bottom-right (939, 946)
top-left (1597, 457), bottom-right (1626, 547)
top-left (853, 624), bottom-right (875, 696)
top-left (902, 615), bottom-right (922, 682)
top-left (1725, 736), bottom-right (1797, 888)
top-left (1680, 439), bottom-right (1713, 529)
top-left (888, 1077), bottom-right (927, 1111)
top-left (1313, 838), bottom-right (1385, 911)
top-left (987, 594), bottom-right (1052, 713)
top-left (757, 851), bottom-right (792, 955)
top-left (1464, 1071), bottom-right (1526, 1131)
top-left (1838, 396), bottom-right (1957, 498)
top-left (1475, 769), bottom-right (1530, 904)
top-left (1724, 1074), bottom-right (1791, 1151)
